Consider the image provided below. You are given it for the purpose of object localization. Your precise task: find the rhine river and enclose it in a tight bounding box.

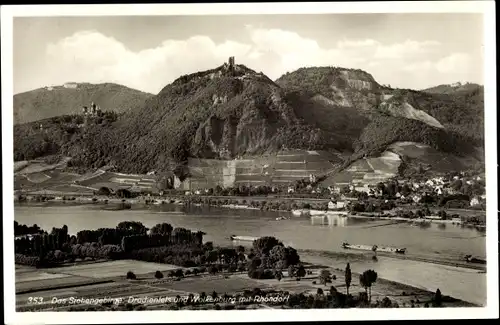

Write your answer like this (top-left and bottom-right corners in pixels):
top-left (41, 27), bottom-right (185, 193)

top-left (14, 203), bottom-right (487, 306)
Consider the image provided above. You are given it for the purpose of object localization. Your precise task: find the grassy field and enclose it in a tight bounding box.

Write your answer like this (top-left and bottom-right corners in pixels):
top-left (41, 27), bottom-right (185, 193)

top-left (46, 260), bottom-right (180, 279)
top-left (15, 256), bottom-right (477, 312)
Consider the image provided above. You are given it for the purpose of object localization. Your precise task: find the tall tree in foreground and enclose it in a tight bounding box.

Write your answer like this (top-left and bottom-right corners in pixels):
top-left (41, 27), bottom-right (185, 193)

top-left (296, 264), bottom-right (306, 279)
top-left (319, 269), bottom-right (332, 286)
top-left (359, 269), bottom-right (378, 303)
top-left (345, 263), bottom-right (352, 296)
top-left (433, 288), bottom-right (443, 307)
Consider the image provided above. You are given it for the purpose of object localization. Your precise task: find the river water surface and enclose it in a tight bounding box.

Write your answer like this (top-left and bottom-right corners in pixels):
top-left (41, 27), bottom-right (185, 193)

top-left (14, 203), bottom-right (487, 305)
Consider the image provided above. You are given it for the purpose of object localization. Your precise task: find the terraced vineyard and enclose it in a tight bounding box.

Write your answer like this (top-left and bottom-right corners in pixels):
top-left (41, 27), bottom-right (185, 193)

top-left (180, 150), bottom-right (340, 190)
top-left (321, 151), bottom-right (400, 186)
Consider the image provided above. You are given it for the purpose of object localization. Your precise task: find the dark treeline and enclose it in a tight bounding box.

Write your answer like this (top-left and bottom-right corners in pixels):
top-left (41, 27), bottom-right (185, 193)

top-left (14, 221), bottom-right (205, 268)
top-left (15, 225), bottom-right (69, 257)
top-left (14, 221), bottom-right (46, 236)
top-left (13, 221), bottom-right (305, 285)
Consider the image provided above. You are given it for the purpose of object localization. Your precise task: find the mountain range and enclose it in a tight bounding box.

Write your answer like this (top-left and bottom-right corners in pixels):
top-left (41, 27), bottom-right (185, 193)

top-left (13, 58), bottom-right (485, 181)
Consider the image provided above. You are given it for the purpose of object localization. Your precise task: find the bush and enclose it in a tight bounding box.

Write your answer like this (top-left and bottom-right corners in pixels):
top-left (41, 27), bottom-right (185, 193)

top-left (154, 271), bottom-right (163, 279)
top-left (15, 254), bottom-right (41, 267)
top-left (380, 297), bottom-right (392, 308)
top-left (126, 271), bottom-right (137, 280)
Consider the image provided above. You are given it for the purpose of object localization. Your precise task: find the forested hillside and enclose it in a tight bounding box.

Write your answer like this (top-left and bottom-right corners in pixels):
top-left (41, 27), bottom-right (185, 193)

top-left (13, 61), bottom-right (484, 177)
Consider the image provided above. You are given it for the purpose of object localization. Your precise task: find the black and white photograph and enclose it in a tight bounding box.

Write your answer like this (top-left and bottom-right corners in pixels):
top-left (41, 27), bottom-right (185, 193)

top-left (2, 1), bottom-right (498, 323)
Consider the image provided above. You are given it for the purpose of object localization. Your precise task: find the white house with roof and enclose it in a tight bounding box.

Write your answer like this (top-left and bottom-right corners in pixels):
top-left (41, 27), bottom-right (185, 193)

top-left (287, 186), bottom-right (295, 194)
top-left (63, 82), bottom-right (78, 89)
top-left (470, 196), bottom-right (482, 207)
top-left (328, 200), bottom-right (346, 210)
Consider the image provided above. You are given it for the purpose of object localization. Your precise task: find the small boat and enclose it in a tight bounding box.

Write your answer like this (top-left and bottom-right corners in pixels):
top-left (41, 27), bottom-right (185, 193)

top-left (342, 242), bottom-right (406, 254)
top-left (229, 235), bottom-right (259, 242)
top-left (464, 255), bottom-right (486, 264)
top-left (276, 216), bottom-right (290, 221)
top-left (292, 209), bottom-right (310, 217)
top-left (309, 209), bottom-right (327, 216)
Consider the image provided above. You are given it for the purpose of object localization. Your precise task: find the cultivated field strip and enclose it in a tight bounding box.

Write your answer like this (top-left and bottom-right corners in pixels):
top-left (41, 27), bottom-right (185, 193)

top-left (16, 276), bottom-right (113, 294)
top-left (45, 260), bottom-right (180, 278)
top-left (16, 271), bottom-right (71, 283)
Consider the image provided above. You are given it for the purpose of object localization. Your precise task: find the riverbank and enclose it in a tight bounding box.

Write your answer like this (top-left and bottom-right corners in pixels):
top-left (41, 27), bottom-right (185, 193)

top-left (14, 203), bottom-right (487, 306)
top-left (15, 194), bottom-right (485, 230)
top-left (298, 250), bottom-right (484, 306)
top-left (15, 257), bottom-right (478, 311)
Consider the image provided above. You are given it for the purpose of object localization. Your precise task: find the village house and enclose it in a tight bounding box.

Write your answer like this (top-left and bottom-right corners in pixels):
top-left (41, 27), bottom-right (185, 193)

top-left (328, 185), bottom-right (341, 194)
top-left (412, 194), bottom-right (422, 203)
top-left (470, 196), bottom-right (481, 207)
top-left (354, 184), bottom-right (371, 193)
top-left (309, 174), bottom-right (317, 184)
top-left (336, 201), bottom-right (346, 209)
top-left (340, 194), bottom-right (358, 202)
top-left (328, 200), bottom-right (346, 210)
top-left (287, 186), bottom-right (295, 194)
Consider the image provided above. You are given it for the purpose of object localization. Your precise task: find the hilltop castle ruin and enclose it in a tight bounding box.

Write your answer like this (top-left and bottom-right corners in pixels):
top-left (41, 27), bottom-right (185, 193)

top-left (82, 102), bottom-right (102, 117)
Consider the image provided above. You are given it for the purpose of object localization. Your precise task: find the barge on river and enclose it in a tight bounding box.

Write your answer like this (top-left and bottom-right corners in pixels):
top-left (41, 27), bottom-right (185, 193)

top-left (464, 255), bottom-right (486, 265)
top-left (229, 235), bottom-right (259, 242)
top-left (342, 242), bottom-right (407, 254)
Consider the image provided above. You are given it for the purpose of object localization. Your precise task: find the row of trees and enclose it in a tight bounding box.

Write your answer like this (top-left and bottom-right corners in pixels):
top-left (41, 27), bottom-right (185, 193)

top-left (76, 221), bottom-right (148, 245)
top-left (15, 225), bottom-right (69, 257)
top-left (349, 200), bottom-right (396, 213)
top-left (120, 230), bottom-right (203, 252)
top-left (14, 221), bottom-right (207, 268)
top-left (14, 221), bottom-right (45, 236)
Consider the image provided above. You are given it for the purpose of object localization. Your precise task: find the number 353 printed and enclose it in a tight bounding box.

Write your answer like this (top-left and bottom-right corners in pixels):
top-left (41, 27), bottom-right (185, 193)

top-left (27, 297), bottom-right (44, 304)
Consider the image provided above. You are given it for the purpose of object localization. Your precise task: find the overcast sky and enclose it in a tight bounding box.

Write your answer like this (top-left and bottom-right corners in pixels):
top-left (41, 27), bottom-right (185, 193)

top-left (14, 14), bottom-right (484, 94)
